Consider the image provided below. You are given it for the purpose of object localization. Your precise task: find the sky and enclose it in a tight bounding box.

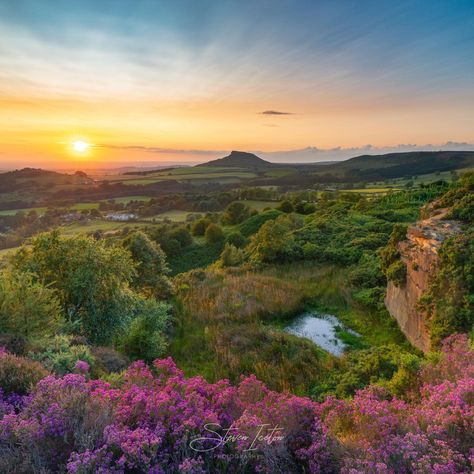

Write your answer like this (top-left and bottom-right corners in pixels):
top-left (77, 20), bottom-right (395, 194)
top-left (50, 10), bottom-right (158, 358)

top-left (0, 0), bottom-right (474, 168)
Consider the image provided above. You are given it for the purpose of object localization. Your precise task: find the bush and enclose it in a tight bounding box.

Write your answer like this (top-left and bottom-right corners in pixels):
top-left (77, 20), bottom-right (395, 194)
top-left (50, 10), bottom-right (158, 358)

top-left (0, 333), bottom-right (27, 355)
top-left (122, 231), bottom-right (173, 299)
top-left (169, 227), bottom-right (192, 248)
top-left (117, 299), bottom-right (170, 362)
top-left (278, 200), bottom-right (294, 213)
top-left (226, 231), bottom-right (247, 248)
top-left (386, 260), bottom-right (407, 286)
top-left (29, 335), bottom-right (95, 376)
top-left (217, 243), bottom-right (245, 267)
top-left (191, 218), bottom-right (211, 236)
top-left (0, 269), bottom-right (63, 339)
top-left (91, 346), bottom-right (128, 374)
top-left (237, 209), bottom-right (282, 237)
top-left (221, 202), bottom-right (251, 225)
top-left (0, 350), bottom-right (48, 394)
top-left (11, 231), bottom-right (136, 343)
top-left (205, 223), bottom-right (224, 244)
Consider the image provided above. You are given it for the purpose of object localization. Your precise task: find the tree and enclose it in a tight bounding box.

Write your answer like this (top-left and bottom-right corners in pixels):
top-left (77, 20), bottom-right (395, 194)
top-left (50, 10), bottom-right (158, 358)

top-left (278, 200), bottom-right (294, 213)
top-left (169, 227), bottom-right (192, 248)
top-left (205, 223), bottom-right (225, 244)
top-left (117, 297), bottom-right (170, 362)
top-left (122, 231), bottom-right (173, 299)
top-left (226, 231), bottom-right (247, 248)
top-left (11, 230), bottom-right (137, 343)
top-left (0, 269), bottom-right (62, 339)
top-left (221, 202), bottom-right (251, 225)
top-left (217, 243), bottom-right (245, 267)
top-left (191, 218), bottom-right (211, 236)
top-left (247, 216), bottom-right (295, 263)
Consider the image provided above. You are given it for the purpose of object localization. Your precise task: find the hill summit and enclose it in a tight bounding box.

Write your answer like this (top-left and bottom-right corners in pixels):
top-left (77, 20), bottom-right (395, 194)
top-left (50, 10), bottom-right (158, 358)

top-left (200, 151), bottom-right (273, 168)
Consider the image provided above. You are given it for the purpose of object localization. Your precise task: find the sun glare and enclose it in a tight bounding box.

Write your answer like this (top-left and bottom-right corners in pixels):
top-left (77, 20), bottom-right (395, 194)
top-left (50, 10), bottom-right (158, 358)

top-left (72, 140), bottom-right (90, 153)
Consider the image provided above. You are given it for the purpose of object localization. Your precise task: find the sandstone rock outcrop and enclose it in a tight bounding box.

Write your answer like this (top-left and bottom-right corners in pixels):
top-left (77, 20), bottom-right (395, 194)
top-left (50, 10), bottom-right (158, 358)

top-left (384, 208), bottom-right (462, 352)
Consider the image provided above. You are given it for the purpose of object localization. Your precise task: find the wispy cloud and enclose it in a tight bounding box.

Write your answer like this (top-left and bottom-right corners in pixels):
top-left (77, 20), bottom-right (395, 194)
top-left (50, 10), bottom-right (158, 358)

top-left (100, 145), bottom-right (226, 155)
top-left (259, 110), bottom-right (293, 115)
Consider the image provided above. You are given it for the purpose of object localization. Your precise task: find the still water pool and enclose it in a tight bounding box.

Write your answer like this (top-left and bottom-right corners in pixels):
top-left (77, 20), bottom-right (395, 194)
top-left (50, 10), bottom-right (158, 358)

top-left (284, 311), bottom-right (360, 356)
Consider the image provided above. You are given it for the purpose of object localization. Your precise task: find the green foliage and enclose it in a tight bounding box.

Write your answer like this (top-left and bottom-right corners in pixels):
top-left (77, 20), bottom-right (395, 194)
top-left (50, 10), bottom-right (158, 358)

top-left (29, 335), bottom-right (94, 376)
top-left (379, 223), bottom-right (408, 283)
top-left (418, 178), bottom-right (474, 346)
top-left (386, 260), bottom-right (407, 287)
top-left (247, 215), bottom-right (296, 263)
top-left (217, 243), bottom-right (245, 267)
top-left (205, 223), bottom-right (224, 244)
top-left (0, 269), bottom-right (62, 339)
top-left (0, 351), bottom-right (48, 395)
top-left (191, 218), bottom-right (211, 236)
top-left (169, 227), bottom-right (193, 248)
top-left (420, 231), bottom-right (474, 346)
top-left (167, 241), bottom-right (224, 275)
top-left (122, 231), bottom-right (172, 299)
top-left (226, 231), bottom-right (247, 248)
top-left (28, 335), bottom-right (94, 375)
top-left (278, 200), bottom-right (294, 213)
top-left (311, 344), bottom-right (420, 400)
top-left (221, 201), bottom-right (251, 225)
top-left (237, 209), bottom-right (283, 237)
top-left (117, 299), bottom-right (170, 362)
top-left (10, 231), bottom-right (136, 343)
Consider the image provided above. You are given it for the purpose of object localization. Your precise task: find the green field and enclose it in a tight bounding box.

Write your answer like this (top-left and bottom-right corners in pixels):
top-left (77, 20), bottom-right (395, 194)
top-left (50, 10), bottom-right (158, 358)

top-left (343, 187), bottom-right (396, 194)
top-left (239, 199), bottom-right (280, 211)
top-left (60, 219), bottom-right (146, 236)
top-left (113, 166), bottom-right (258, 185)
top-left (153, 210), bottom-right (191, 222)
top-left (0, 207), bottom-right (47, 216)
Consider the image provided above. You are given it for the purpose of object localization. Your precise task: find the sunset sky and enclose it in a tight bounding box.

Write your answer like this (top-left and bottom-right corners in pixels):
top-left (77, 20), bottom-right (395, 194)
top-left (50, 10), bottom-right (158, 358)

top-left (1, 0), bottom-right (474, 168)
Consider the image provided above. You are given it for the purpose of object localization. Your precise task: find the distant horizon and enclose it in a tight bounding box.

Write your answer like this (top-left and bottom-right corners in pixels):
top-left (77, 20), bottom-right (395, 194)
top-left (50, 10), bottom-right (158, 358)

top-left (1, 141), bottom-right (474, 173)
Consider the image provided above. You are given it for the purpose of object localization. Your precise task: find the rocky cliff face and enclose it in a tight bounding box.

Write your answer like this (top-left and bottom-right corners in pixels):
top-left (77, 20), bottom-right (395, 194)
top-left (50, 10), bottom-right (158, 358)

top-left (384, 207), bottom-right (462, 352)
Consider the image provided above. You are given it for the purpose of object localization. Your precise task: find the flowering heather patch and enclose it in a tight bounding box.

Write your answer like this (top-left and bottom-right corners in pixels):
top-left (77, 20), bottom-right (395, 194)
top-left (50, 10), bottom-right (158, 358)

top-left (0, 336), bottom-right (472, 473)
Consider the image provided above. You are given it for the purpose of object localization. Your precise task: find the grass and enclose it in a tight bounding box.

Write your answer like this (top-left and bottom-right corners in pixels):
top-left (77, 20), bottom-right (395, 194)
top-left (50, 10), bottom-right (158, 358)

top-left (60, 219), bottom-right (147, 236)
top-left (169, 260), bottom-right (412, 395)
top-left (170, 267), bottom-right (331, 394)
top-left (152, 210), bottom-right (190, 222)
top-left (343, 187), bottom-right (396, 194)
top-left (239, 199), bottom-right (280, 211)
top-left (0, 207), bottom-right (47, 216)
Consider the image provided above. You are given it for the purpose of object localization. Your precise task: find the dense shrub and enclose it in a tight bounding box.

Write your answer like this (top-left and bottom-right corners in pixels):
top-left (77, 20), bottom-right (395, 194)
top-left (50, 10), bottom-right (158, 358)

top-left (278, 200), bottom-right (294, 213)
top-left (0, 349), bottom-right (48, 395)
top-left (386, 260), bottom-right (407, 287)
top-left (10, 231), bottom-right (136, 343)
top-left (204, 223), bottom-right (224, 244)
top-left (0, 333), bottom-right (27, 356)
top-left (247, 215), bottom-right (297, 263)
top-left (221, 201), bottom-right (251, 225)
top-left (237, 209), bottom-right (282, 237)
top-left (122, 231), bottom-right (173, 299)
top-left (216, 243), bottom-right (245, 267)
top-left (191, 217), bottom-right (211, 236)
top-left (90, 346), bottom-right (129, 374)
top-left (29, 335), bottom-right (95, 376)
top-left (0, 269), bottom-right (63, 339)
top-left (225, 230), bottom-right (247, 248)
top-left (117, 299), bottom-right (170, 362)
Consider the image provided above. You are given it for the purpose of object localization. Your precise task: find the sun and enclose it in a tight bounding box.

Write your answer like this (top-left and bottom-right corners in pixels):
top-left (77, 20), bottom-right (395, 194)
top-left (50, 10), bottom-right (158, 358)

top-left (72, 140), bottom-right (90, 153)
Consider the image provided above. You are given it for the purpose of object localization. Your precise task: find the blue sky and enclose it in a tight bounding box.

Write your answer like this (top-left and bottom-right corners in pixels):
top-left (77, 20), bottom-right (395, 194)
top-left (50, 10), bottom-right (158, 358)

top-left (0, 0), bottom-right (473, 165)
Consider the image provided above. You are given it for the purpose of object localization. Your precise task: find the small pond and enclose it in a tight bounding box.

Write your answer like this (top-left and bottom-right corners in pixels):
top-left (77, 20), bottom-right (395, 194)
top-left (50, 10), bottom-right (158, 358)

top-left (284, 311), bottom-right (360, 356)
